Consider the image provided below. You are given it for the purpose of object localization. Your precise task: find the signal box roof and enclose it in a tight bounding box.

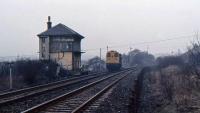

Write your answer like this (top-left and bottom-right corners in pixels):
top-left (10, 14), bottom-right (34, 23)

top-left (38, 23), bottom-right (84, 39)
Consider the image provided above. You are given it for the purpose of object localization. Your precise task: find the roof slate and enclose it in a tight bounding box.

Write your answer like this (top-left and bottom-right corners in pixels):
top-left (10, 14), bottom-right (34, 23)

top-left (38, 23), bottom-right (84, 39)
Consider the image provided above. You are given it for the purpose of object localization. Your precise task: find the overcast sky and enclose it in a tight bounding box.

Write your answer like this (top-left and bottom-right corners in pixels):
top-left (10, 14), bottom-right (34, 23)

top-left (0, 0), bottom-right (200, 60)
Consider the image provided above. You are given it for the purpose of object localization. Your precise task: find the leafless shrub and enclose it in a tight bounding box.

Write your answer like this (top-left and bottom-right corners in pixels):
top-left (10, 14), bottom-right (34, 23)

top-left (122, 49), bottom-right (155, 68)
top-left (159, 69), bottom-right (174, 101)
top-left (0, 59), bottom-right (63, 89)
top-left (0, 62), bottom-right (10, 77)
top-left (187, 40), bottom-right (200, 78)
top-left (87, 56), bottom-right (106, 72)
top-left (156, 55), bottom-right (184, 68)
top-left (14, 59), bottom-right (59, 85)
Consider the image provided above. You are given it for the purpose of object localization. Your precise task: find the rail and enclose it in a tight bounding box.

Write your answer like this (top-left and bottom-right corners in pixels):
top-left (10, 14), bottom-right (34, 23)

top-left (21, 70), bottom-right (133, 113)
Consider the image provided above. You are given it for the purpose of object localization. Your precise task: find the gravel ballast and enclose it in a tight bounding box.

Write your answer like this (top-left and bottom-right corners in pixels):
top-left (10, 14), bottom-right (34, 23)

top-left (93, 70), bottom-right (138, 113)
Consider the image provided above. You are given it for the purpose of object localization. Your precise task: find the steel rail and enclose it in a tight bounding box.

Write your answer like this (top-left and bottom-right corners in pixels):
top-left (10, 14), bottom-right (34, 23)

top-left (71, 71), bottom-right (131, 113)
top-left (0, 72), bottom-right (103, 96)
top-left (21, 70), bottom-right (128, 113)
top-left (0, 72), bottom-right (108, 105)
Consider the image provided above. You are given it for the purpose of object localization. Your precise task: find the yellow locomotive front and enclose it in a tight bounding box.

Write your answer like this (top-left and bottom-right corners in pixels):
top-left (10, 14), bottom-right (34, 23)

top-left (106, 50), bottom-right (122, 71)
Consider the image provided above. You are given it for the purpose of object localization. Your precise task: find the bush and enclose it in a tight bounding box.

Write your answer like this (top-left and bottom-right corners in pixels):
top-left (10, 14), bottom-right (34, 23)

top-left (13, 59), bottom-right (60, 86)
top-left (156, 56), bottom-right (184, 68)
top-left (122, 49), bottom-right (155, 67)
top-left (15, 60), bottom-right (41, 84)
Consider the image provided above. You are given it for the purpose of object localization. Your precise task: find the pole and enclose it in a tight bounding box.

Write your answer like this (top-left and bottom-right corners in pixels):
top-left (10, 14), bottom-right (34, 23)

top-left (129, 47), bottom-right (132, 67)
top-left (196, 31), bottom-right (199, 39)
top-left (9, 65), bottom-right (12, 89)
top-left (130, 47), bottom-right (132, 52)
top-left (100, 48), bottom-right (102, 60)
top-left (99, 48), bottom-right (101, 71)
top-left (107, 46), bottom-right (108, 52)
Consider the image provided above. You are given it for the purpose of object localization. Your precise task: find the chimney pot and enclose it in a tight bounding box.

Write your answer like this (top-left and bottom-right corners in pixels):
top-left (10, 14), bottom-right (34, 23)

top-left (47, 16), bottom-right (52, 29)
top-left (48, 16), bottom-right (51, 22)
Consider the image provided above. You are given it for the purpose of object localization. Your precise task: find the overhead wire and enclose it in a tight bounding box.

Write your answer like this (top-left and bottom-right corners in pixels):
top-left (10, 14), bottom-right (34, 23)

top-left (82, 34), bottom-right (195, 52)
top-left (0, 33), bottom-right (196, 59)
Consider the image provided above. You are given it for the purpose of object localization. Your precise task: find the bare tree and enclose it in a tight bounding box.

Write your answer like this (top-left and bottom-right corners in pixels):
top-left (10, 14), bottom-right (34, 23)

top-left (187, 38), bottom-right (200, 78)
top-left (87, 56), bottom-right (106, 72)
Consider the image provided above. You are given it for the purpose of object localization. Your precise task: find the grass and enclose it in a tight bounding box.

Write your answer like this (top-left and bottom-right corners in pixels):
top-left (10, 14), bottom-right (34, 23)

top-left (137, 65), bottom-right (200, 113)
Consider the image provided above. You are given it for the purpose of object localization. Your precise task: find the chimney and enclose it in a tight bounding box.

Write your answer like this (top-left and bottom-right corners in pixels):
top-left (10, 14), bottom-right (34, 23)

top-left (47, 16), bottom-right (52, 29)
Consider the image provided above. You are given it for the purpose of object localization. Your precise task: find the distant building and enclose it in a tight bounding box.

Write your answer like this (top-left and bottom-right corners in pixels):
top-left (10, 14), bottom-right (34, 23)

top-left (38, 16), bottom-right (84, 71)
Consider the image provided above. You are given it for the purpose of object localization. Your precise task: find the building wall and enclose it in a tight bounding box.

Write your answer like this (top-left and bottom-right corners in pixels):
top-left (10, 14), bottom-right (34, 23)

top-left (39, 36), bottom-right (82, 71)
top-left (39, 37), bottom-right (50, 60)
top-left (73, 54), bottom-right (81, 70)
top-left (73, 39), bottom-right (81, 51)
top-left (39, 38), bottom-right (42, 59)
top-left (49, 37), bottom-right (73, 52)
top-left (50, 52), bottom-right (73, 70)
top-left (45, 37), bottom-right (50, 59)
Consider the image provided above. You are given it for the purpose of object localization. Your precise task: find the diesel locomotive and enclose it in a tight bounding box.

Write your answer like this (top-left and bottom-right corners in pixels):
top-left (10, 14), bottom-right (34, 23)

top-left (106, 50), bottom-right (122, 71)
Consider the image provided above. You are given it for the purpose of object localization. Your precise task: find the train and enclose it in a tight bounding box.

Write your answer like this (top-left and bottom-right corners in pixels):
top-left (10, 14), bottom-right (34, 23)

top-left (106, 50), bottom-right (122, 71)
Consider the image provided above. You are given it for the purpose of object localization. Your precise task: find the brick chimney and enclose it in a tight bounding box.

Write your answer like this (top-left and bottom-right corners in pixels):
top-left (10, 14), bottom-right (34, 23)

top-left (47, 16), bottom-right (52, 29)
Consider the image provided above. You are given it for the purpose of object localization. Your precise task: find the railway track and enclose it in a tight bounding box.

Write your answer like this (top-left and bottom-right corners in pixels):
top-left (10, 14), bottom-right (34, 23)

top-left (0, 70), bottom-right (132, 113)
top-left (22, 70), bottom-right (133, 113)
top-left (0, 72), bottom-right (108, 105)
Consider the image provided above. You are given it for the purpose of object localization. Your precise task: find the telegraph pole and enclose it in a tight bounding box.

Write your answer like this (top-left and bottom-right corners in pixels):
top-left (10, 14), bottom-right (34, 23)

top-left (107, 46), bottom-right (108, 52)
top-left (9, 62), bottom-right (13, 89)
top-left (129, 47), bottom-right (132, 67)
top-left (99, 48), bottom-right (102, 72)
top-left (196, 31), bottom-right (199, 39)
top-left (130, 47), bottom-right (132, 52)
top-left (100, 48), bottom-right (102, 60)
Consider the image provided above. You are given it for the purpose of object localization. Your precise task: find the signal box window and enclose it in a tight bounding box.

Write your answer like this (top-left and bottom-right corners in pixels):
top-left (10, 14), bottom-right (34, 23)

top-left (42, 52), bottom-right (45, 58)
top-left (107, 53), bottom-right (111, 57)
top-left (42, 38), bottom-right (45, 43)
top-left (61, 42), bottom-right (72, 51)
top-left (114, 53), bottom-right (118, 57)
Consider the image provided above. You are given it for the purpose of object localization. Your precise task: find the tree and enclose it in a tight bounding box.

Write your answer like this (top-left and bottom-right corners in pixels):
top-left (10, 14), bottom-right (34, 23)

top-left (87, 56), bottom-right (106, 72)
top-left (156, 55), bottom-right (184, 68)
top-left (187, 40), bottom-right (200, 78)
top-left (127, 49), bottom-right (155, 67)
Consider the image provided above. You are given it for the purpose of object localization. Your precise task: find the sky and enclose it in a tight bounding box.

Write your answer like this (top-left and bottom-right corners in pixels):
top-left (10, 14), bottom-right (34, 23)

top-left (0, 0), bottom-right (200, 60)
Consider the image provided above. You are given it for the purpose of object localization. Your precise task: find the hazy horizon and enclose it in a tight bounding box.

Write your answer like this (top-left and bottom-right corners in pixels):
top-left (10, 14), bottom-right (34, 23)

top-left (0, 0), bottom-right (200, 60)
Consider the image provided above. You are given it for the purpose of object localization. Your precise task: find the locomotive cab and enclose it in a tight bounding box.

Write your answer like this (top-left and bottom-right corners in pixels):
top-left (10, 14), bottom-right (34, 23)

top-left (106, 51), bottom-right (122, 71)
